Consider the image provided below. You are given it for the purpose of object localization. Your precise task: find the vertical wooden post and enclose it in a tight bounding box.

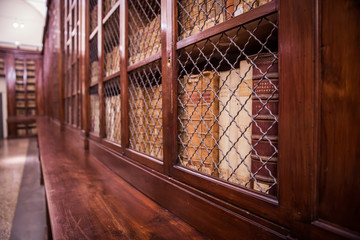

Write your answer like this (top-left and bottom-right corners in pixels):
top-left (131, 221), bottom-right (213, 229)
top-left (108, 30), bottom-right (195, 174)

top-left (120, 0), bottom-right (129, 151)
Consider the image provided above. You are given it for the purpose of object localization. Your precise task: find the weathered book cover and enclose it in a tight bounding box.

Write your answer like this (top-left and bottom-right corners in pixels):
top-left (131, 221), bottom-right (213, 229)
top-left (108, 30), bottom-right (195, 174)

top-left (179, 71), bottom-right (219, 176)
top-left (146, 84), bottom-right (163, 159)
top-left (250, 52), bottom-right (278, 195)
top-left (218, 60), bottom-right (253, 185)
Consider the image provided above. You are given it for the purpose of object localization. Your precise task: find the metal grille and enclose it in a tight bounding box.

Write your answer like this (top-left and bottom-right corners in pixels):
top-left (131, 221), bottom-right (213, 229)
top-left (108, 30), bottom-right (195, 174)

top-left (128, 61), bottom-right (163, 160)
top-left (103, 8), bottom-right (120, 77)
top-left (128, 0), bottom-right (161, 65)
top-left (104, 77), bottom-right (121, 144)
top-left (90, 85), bottom-right (100, 134)
top-left (178, 0), bottom-right (272, 40)
top-left (177, 15), bottom-right (278, 195)
top-left (90, 0), bottom-right (98, 33)
top-left (104, 0), bottom-right (118, 15)
top-left (90, 36), bottom-right (99, 85)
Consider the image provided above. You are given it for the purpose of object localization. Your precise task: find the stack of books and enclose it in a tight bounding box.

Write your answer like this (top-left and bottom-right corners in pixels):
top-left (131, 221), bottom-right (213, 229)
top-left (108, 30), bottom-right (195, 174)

top-left (90, 94), bottom-right (100, 134)
top-left (91, 60), bottom-right (99, 84)
top-left (105, 45), bottom-right (120, 76)
top-left (179, 71), bottom-right (219, 175)
top-left (104, 0), bottom-right (117, 14)
top-left (90, 5), bottom-right (98, 32)
top-left (129, 14), bottom-right (161, 65)
top-left (105, 94), bottom-right (121, 144)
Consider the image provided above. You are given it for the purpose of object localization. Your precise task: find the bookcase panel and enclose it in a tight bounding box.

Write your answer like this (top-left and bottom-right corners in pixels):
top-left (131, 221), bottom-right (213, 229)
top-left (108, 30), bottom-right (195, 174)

top-left (103, 0), bottom-right (118, 16)
top-left (90, 85), bottom-right (100, 134)
top-left (90, 0), bottom-right (98, 33)
top-left (104, 77), bottom-right (121, 144)
top-left (103, 7), bottom-right (120, 77)
top-left (177, 15), bottom-right (278, 195)
top-left (0, 57), bottom-right (5, 77)
top-left (177, 0), bottom-right (272, 40)
top-left (90, 35), bottom-right (99, 86)
top-left (128, 0), bottom-right (161, 65)
top-left (128, 61), bottom-right (163, 160)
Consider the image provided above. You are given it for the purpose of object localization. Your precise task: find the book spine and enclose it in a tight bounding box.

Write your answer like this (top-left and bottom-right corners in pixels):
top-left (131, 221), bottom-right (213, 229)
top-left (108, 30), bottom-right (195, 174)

top-left (250, 53), bottom-right (278, 195)
top-left (179, 71), bottom-right (219, 176)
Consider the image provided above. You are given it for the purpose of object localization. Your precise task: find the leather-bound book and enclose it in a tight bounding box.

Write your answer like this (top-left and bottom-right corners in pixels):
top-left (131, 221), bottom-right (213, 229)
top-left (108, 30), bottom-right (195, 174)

top-left (218, 60), bottom-right (253, 185)
top-left (250, 52), bottom-right (278, 195)
top-left (179, 71), bottom-right (219, 176)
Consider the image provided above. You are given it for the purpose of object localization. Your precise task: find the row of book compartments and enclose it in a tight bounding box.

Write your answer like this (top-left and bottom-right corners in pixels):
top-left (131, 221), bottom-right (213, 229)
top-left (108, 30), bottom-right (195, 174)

top-left (16, 109), bottom-right (36, 116)
top-left (90, 0), bottom-right (273, 42)
top-left (15, 85), bottom-right (36, 91)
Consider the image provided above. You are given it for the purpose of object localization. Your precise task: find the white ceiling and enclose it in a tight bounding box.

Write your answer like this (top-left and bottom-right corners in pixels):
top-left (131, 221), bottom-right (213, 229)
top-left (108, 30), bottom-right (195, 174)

top-left (0, 0), bottom-right (47, 50)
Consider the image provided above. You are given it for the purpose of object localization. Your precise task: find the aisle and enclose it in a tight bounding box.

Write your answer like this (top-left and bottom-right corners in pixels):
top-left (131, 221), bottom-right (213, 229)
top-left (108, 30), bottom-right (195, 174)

top-left (0, 139), bottom-right (28, 240)
top-left (0, 138), bottom-right (47, 240)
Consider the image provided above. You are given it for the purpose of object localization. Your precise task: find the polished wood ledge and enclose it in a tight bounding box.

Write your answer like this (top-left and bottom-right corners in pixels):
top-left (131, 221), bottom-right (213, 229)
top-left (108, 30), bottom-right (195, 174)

top-left (36, 117), bottom-right (206, 239)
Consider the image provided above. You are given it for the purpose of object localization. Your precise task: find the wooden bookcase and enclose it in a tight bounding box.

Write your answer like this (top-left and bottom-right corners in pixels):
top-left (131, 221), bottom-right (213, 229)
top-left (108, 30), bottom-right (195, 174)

top-left (63, 0), bottom-right (82, 128)
top-left (1, 48), bottom-right (43, 138)
top-left (42, 0), bottom-right (360, 239)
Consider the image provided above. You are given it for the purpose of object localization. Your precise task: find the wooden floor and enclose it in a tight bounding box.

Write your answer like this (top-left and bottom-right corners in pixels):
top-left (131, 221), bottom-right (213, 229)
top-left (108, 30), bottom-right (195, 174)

top-left (37, 117), bottom-right (206, 239)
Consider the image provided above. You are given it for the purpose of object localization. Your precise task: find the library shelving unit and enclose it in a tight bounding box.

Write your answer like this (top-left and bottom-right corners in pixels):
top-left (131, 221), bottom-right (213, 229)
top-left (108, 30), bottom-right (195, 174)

top-left (1, 48), bottom-right (43, 138)
top-left (82, 0), bottom-right (281, 226)
top-left (41, 0), bottom-right (360, 238)
top-left (0, 55), bottom-right (5, 77)
top-left (86, 0), bottom-right (280, 232)
top-left (63, 0), bottom-right (82, 128)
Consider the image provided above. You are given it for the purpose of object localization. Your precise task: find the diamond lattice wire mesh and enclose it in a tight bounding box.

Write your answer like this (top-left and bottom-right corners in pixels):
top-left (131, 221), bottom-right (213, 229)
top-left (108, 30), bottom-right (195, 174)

top-left (177, 14), bottom-right (278, 195)
top-left (90, 36), bottom-right (99, 85)
top-left (177, 0), bottom-right (272, 40)
top-left (128, 0), bottom-right (161, 65)
top-left (128, 62), bottom-right (163, 160)
top-left (103, 8), bottom-right (120, 77)
top-left (104, 77), bottom-right (121, 144)
top-left (90, 85), bottom-right (100, 134)
top-left (90, 0), bottom-right (98, 33)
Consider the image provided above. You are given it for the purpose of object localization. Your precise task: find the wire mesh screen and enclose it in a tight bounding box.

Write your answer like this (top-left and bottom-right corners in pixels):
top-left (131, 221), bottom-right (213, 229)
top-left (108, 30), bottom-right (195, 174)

top-left (177, 14), bottom-right (278, 195)
top-left (104, 77), bottom-right (121, 144)
top-left (90, 85), bottom-right (100, 134)
top-left (178, 0), bottom-right (272, 40)
top-left (90, 0), bottom-right (98, 33)
top-left (128, 0), bottom-right (161, 65)
top-left (90, 36), bottom-right (99, 85)
top-left (103, 8), bottom-right (120, 77)
top-left (128, 62), bottom-right (163, 160)
top-left (104, 0), bottom-right (118, 15)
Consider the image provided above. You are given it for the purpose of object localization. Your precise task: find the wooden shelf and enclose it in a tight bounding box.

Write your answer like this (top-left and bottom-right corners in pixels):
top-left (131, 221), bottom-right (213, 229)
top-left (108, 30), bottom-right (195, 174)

top-left (89, 27), bottom-right (98, 41)
top-left (127, 52), bottom-right (161, 72)
top-left (103, 71), bottom-right (120, 83)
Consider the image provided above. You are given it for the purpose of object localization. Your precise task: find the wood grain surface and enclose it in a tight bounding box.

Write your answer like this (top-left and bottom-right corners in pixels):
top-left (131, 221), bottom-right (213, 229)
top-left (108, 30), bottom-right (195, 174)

top-left (37, 117), bottom-right (206, 239)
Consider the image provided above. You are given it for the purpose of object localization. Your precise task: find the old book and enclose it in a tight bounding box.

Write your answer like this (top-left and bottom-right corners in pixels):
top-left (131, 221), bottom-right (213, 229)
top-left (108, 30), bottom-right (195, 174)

top-left (179, 71), bottom-right (219, 176)
top-left (91, 61), bottom-right (99, 85)
top-left (130, 86), bottom-right (148, 153)
top-left (27, 85), bottom-right (36, 91)
top-left (90, 5), bottom-right (98, 32)
top-left (105, 94), bottom-right (121, 144)
top-left (146, 84), bottom-right (163, 159)
top-left (225, 0), bottom-right (272, 19)
top-left (250, 52), bottom-right (278, 195)
top-left (90, 93), bottom-right (100, 134)
top-left (218, 60), bottom-right (253, 185)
